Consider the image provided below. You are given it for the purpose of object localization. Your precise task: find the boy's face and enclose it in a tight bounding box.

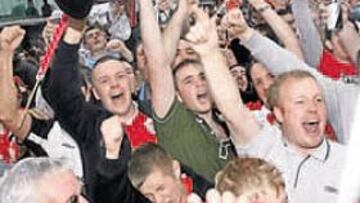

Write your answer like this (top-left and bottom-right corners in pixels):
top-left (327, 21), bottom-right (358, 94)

top-left (139, 167), bottom-right (186, 203)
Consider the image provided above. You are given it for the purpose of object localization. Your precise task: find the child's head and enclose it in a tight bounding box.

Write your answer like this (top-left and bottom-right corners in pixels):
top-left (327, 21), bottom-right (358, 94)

top-left (216, 157), bottom-right (287, 203)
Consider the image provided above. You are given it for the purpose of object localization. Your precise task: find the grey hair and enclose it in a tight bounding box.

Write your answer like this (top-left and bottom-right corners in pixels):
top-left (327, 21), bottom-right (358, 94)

top-left (0, 158), bottom-right (66, 203)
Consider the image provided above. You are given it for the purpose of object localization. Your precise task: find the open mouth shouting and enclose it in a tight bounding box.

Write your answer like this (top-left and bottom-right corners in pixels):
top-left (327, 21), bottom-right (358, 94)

top-left (302, 120), bottom-right (321, 135)
top-left (196, 92), bottom-right (209, 103)
top-left (111, 92), bottom-right (125, 101)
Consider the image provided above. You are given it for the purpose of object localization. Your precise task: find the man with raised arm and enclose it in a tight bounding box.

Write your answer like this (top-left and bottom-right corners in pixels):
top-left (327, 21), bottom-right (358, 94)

top-left (222, 7), bottom-right (360, 144)
top-left (186, 7), bottom-right (346, 202)
top-left (140, 0), bottom-right (236, 182)
top-left (42, 10), bottom-right (156, 203)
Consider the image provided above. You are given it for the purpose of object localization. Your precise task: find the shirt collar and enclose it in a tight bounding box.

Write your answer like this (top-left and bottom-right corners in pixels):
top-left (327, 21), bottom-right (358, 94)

top-left (282, 137), bottom-right (329, 162)
top-left (309, 138), bottom-right (330, 162)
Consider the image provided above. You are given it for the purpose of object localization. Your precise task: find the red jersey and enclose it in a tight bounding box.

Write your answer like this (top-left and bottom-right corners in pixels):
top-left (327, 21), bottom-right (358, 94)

top-left (318, 50), bottom-right (358, 79)
top-left (123, 111), bottom-right (158, 149)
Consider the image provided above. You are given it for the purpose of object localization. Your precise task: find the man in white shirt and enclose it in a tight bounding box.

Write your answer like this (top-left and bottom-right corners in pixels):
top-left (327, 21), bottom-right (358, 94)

top-left (185, 7), bottom-right (346, 203)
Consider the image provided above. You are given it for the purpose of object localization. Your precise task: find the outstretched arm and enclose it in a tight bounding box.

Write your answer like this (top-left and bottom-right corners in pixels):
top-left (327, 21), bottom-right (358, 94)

top-left (248, 0), bottom-right (304, 60)
top-left (291, 0), bottom-right (324, 67)
top-left (161, 0), bottom-right (192, 66)
top-left (139, 0), bottom-right (176, 118)
top-left (222, 8), bottom-right (360, 144)
top-left (42, 18), bottom-right (92, 140)
top-left (0, 26), bottom-right (31, 140)
top-left (186, 7), bottom-right (260, 146)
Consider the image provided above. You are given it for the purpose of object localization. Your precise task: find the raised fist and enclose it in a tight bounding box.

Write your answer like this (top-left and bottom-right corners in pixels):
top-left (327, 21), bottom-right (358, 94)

top-left (221, 9), bottom-right (249, 40)
top-left (185, 6), bottom-right (219, 55)
top-left (42, 19), bottom-right (57, 46)
top-left (100, 115), bottom-right (124, 159)
top-left (0, 26), bottom-right (25, 53)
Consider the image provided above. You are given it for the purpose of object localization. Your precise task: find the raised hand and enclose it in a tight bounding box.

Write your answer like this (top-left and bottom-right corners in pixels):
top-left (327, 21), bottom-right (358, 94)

top-left (185, 6), bottom-right (219, 55)
top-left (221, 8), bottom-right (251, 41)
top-left (42, 19), bottom-right (58, 46)
top-left (0, 26), bottom-right (25, 54)
top-left (100, 115), bottom-right (124, 159)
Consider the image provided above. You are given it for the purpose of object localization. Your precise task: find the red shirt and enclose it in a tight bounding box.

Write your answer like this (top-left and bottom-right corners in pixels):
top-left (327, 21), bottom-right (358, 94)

top-left (123, 111), bottom-right (158, 149)
top-left (317, 50), bottom-right (358, 79)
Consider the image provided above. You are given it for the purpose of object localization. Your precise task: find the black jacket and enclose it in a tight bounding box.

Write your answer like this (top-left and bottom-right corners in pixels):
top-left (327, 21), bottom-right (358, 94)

top-left (42, 41), bottom-right (146, 202)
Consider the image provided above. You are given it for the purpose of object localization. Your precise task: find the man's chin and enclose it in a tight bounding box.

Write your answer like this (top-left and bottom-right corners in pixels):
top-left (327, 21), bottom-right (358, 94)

top-left (194, 107), bottom-right (212, 115)
top-left (304, 135), bottom-right (324, 149)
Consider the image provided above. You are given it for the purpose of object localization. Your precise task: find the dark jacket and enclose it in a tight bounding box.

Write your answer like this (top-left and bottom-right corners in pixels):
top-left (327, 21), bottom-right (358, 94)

top-left (42, 41), bottom-right (144, 202)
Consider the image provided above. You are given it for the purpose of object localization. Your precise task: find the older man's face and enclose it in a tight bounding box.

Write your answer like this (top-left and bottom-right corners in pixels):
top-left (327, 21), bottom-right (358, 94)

top-left (37, 169), bottom-right (88, 203)
top-left (274, 77), bottom-right (327, 154)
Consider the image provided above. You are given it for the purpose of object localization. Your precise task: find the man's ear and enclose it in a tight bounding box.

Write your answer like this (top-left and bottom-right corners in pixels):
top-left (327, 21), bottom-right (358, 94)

top-left (92, 87), bottom-right (101, 100)
top-left (273, 106), bottom-right (284, 124)
top-left (176, 92), bottom-right (183, 103)
top-left (172, 160), bottom-right (181, 179)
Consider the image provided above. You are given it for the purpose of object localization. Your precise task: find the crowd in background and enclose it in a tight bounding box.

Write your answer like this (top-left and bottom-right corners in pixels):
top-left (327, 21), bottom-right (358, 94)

top-left (0, 0), bottom-right (360, 202)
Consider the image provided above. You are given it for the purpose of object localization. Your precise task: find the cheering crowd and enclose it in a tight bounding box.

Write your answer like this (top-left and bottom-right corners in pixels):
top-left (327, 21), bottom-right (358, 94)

top-left (1, 0), bottom-right (360, 202)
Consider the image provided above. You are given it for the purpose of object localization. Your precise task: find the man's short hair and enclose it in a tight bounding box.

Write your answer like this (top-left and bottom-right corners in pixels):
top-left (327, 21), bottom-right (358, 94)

top-left (90, 55), bottom-right (133, 84)
top-left (92, 55), bottom-right (122, 70)
top-left (0, 158), bottom-right (67, 203)
top-left (172, 59), bottom-right (202, 78)
top-left (128, 143), bottom-right (174, 189)
top-left (216, 157), bottom-right (285, 198)
top-left (267, 70), bottom-right (317, 110)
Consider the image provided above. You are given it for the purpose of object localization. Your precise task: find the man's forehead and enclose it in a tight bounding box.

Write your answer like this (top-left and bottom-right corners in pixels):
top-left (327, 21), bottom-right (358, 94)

top-left (141, 169), bottom-right (169, 189)
top-left (85, 28), bottom-right (104, 36)
top-left (175, 64), bottom-right (204, 78)
top-left (280, 77), bottom-right (321, 97)
top-left (93, 60), bottom-right (130, 75)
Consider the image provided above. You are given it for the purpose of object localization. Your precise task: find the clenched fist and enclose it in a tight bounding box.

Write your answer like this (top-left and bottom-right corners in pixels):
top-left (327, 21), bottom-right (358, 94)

top-left (0, 26), bottom-right (25, 54)
top-left (221, 9), bottom-right (253, 41)
top-left (185, 6), bottom-right (219, 55)
top-left (100, 115), bottom-right (125, 159)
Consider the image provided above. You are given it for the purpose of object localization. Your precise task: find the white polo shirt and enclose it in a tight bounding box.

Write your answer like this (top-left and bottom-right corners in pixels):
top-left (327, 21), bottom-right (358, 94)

top-left (236, 126), bottom-right (346, 203)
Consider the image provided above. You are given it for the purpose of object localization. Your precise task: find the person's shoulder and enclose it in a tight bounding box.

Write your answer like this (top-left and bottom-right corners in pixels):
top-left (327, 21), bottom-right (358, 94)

top-left (327, 139), bottom-right (347, 165)
top-left (328, 139), bottom-right (346, 152)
